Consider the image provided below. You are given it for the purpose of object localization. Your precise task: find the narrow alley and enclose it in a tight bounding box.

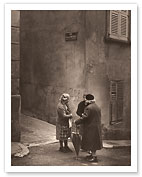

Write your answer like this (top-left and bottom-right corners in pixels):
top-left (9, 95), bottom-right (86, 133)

top-left (11, 114), bottom-right (131, 166)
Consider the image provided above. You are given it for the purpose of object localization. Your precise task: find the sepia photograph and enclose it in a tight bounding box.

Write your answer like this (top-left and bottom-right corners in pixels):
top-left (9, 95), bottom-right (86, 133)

top-left (4, 3), bottom-right (137, 173)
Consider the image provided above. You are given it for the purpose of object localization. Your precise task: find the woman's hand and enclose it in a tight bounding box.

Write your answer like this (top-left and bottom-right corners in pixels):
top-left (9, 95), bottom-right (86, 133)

top-left (74, 118), bottom-right (82, 125)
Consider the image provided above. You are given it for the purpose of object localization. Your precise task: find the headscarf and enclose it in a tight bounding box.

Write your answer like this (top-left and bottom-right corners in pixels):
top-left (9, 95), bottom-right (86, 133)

top-left (59, 93), bottom-right (70, 102)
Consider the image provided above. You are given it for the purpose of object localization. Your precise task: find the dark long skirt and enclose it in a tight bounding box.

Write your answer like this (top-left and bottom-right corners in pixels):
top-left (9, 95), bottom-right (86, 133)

top-left (81, 125), bottom-right (102, 152)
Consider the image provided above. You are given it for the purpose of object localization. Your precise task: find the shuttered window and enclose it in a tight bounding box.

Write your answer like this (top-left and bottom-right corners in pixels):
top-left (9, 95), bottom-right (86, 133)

top-left (109, 10), bottom-right (129, 41)
top-left (110, 80), bottom-right (123, 124)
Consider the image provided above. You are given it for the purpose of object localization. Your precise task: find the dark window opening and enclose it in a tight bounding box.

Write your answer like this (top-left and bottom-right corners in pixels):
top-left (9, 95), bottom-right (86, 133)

top-left (109, 80), bottom-right (123, 125)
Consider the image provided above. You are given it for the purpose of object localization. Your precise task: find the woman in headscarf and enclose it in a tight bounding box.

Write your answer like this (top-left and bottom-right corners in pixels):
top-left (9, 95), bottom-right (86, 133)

top-left (56, 93), bottom-right (73, 153)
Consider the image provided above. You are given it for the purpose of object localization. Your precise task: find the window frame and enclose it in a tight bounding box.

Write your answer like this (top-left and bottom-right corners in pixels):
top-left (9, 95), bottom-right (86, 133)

top-left (109, 80), bottom-right (124, 125)
top-left (105, 10), bottom-right (131, 43)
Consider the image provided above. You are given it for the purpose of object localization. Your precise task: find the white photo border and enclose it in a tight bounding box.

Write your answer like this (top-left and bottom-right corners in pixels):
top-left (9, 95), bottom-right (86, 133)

top-left (5, 3), bottom-right (137, 172)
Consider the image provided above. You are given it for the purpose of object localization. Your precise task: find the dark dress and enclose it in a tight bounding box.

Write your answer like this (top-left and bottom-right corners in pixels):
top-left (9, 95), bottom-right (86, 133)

top-left (76, 100), bottom-right (87, 137)
top-left (76, 100), bottom-right (86, 117)
top-left (75, 102), bottom-right (102, 152)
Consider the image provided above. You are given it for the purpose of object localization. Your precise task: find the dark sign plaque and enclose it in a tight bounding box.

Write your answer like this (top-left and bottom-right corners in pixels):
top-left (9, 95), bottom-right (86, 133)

top-left (65, 32), bottom-right (78, 41)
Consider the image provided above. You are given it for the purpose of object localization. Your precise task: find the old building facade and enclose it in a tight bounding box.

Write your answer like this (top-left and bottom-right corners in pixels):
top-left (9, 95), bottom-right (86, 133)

top-left (12, 10), bottom-right (131, 140)
top-left (11, 10), bottom-right (21, 141)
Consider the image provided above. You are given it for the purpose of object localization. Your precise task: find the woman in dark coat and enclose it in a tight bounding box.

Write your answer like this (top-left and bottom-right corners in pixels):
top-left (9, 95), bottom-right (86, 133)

top-left (56, 93), bottom-right (73, 153)
top-left (75, 94), bottom-right (102, 162)
top-left (76, 94), bottom-right (87, 117)
top-left (76, 94), bottom-right (87, 138)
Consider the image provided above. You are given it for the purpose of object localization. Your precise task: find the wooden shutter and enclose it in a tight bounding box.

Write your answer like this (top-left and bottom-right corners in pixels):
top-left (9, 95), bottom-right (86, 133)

top-left (117, 81), bottom-right (123, 120)
top-left (109, 10), bottom-right (129, 41)
top-left (121, 10), bottom-right (127, 13)
top-left (110, 81), bottom-right (117, 101)
top-left (120, 12), bottom-right (128, 40)
top-left (110, 80), bottom-right (123, 124)
top-left (110, 11), bottom-right (119, 39)
top-left (117, 81), bottom-right (123, 101)
top-left (121, 15), bottom-right (127, 36)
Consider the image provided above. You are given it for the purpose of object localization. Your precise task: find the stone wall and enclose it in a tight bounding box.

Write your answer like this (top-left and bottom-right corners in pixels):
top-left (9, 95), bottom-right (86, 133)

top-left (85, 10), bottom-right (131, 138)
top-left (20, 10), bottom-right (131, 139)
top-left (11, 10), bottom-right (21, 141)
top-left (20, 11), bottom-right (86, 124)
top-left (85, 11), bottom-right (109, 126)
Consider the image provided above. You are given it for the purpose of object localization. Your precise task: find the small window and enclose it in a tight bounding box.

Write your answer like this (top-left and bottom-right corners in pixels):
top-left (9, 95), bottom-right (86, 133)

top-left (107, 10), bottom-right (130, 42)
top-left (109, 80), bottom-right (123, 124)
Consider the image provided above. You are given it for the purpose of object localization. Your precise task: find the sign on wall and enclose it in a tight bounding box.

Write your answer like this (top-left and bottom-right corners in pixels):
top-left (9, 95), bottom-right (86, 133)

top-left (65, 32), bottom-right (78, 41)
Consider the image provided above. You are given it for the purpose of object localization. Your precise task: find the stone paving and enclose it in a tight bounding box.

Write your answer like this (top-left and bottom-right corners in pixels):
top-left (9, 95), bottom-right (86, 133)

top-left (11, 114), bottom-right (131, 157)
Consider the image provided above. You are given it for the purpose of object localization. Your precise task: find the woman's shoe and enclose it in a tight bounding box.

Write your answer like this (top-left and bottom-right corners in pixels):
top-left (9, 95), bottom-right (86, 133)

top-left (88, 156), bottom-right (98, 163)
top-left (80, 148), bottom-right (86, 152)
top-left (59, 147), bottom-right (66, 153)
top-left (85, 154), bottom-right (93, 160)
top-left (64, 146), bottom-right (73, 152)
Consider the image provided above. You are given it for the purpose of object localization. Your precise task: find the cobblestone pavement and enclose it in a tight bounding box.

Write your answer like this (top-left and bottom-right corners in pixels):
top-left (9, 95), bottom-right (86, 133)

top-left (11, 141), bottom-right (131, 166)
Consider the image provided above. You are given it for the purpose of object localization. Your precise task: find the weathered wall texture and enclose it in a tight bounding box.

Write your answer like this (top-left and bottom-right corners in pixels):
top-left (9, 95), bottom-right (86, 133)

top-left (85, 11), bottom-right (109, 126)
top-left (20, 10), bottom-right (131, 139)
top-left (105, 41), bottom-right (131, 132)
top-left (104, 11), bottom-right (131, 138)
top-left (11, 10), bottom-right (21, 141)
top-left (85, 11), bottom-right (131, 139)
top-left (20, 11), bottom-right (86, 124)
